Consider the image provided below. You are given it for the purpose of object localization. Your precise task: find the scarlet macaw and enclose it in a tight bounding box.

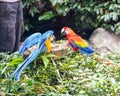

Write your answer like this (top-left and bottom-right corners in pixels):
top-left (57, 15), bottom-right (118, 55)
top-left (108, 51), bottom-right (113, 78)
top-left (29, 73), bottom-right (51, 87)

top-left (61, 27), bottom-right (94, 56)
top-left (10, 30), bottom-right (54, 81)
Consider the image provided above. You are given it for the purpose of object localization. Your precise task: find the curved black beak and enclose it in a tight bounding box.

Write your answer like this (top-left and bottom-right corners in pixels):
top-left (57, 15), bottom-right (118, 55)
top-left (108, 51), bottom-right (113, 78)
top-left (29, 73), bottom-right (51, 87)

top-left (51, 35), bottom-right (55, 43)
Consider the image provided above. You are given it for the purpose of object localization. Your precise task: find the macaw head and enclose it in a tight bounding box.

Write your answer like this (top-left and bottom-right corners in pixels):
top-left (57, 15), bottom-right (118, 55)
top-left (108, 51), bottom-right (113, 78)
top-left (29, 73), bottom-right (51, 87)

top-left (61, 27), bottom-right (76, 35)
top-left (42, 30), bottom-right (55, 52)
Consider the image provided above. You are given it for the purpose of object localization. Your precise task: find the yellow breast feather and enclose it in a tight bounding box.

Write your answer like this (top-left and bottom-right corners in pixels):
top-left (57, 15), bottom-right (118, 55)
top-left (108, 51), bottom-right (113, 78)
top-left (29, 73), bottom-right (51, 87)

top-left (45, 36), bottom-right (53, 52)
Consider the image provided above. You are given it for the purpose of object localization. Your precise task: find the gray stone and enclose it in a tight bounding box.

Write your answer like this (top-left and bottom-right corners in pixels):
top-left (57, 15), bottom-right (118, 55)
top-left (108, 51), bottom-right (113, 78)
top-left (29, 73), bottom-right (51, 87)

top-left (89, 28), bottom-right (120, 53)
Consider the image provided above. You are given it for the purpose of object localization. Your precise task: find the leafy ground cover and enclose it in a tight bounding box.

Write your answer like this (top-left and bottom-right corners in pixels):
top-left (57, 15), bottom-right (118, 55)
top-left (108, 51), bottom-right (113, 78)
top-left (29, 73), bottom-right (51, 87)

top-left (0, 48), bottom-right (120, 96)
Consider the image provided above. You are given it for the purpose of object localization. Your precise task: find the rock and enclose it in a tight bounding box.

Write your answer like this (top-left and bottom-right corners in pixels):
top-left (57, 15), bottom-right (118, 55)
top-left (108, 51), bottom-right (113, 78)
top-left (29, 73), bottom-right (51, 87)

top-left (51, 41), bottom-right (69, 57)
top-left (89, 28), bottom-right (120, 53)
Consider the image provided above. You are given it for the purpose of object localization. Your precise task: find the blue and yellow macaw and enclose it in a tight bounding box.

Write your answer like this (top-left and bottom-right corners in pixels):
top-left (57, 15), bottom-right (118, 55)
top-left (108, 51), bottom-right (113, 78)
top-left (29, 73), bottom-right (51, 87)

top-left (10, 30), bottom-right (54, 81)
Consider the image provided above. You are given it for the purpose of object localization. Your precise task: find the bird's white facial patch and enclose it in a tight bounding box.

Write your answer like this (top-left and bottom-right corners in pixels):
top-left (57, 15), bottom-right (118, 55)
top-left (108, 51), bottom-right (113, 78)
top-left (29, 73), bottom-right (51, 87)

top-left (61, 28), bottom-right (69, 35)
top-left (65, 30), bottom-right (69, 34)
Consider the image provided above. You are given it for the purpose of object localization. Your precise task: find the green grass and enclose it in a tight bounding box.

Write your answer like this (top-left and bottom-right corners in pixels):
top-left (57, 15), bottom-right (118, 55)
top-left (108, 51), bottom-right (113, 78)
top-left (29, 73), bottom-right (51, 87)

top-left (0, 50), bottom-right (120, 96)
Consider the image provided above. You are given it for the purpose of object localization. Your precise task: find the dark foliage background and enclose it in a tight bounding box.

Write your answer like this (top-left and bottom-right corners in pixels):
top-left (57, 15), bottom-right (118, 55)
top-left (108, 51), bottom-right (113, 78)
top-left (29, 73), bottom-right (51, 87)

top-left (22, 0), bottom-right (120, 40)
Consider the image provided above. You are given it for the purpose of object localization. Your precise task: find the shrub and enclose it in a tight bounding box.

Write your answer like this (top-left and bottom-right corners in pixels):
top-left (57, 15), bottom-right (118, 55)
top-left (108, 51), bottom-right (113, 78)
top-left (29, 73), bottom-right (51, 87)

top-left (23, 0), bottom-right (120, 34)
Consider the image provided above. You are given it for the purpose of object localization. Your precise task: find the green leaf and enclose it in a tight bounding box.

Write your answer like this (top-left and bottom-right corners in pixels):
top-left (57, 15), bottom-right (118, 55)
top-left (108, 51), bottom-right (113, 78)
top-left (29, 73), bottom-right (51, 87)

top-left (41, 55), bottom-right (49, 67)
top-left (24, 24), bottom-right (30, 31)
top-left (49, 0), bottom-right (65, 6)
top-left (29, 7), bottom-right (39, 17)
top-left (8, 57), bottom-right (24, 67)
top-left (110, 12), bottom-right (118, 21)
top-left (1, 64), bottom-right (8, 75)
top-left (38, 11), bottom-right (56, 21)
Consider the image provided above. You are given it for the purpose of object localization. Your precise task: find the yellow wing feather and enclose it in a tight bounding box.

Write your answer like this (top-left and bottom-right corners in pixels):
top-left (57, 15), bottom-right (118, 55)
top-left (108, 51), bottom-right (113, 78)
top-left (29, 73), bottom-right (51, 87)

top-left (74, 39), bottom-right (88, 48)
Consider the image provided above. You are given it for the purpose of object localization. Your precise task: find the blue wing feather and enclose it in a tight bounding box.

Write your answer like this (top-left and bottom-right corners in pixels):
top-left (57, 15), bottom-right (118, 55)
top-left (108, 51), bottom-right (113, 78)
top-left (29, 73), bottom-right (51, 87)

top-left (18, 33), bottom-right (41, 55)
top-left (69, 40), bottom-right (77, 49)
top-left (78, 46), bottom-right (94, 56)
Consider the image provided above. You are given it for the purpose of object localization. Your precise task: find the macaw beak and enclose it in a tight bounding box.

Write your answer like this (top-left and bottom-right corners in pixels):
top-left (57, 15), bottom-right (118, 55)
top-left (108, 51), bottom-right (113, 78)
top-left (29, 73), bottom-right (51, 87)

top-left (61, 28), bottom-right (66, 35)
top-left (51, 35), bottom-right (55, 42)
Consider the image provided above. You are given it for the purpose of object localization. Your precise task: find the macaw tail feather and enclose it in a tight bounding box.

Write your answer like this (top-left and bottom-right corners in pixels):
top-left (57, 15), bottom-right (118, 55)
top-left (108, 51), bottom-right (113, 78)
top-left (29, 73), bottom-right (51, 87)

top-left (79, 46), bottom-right (94, 56)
